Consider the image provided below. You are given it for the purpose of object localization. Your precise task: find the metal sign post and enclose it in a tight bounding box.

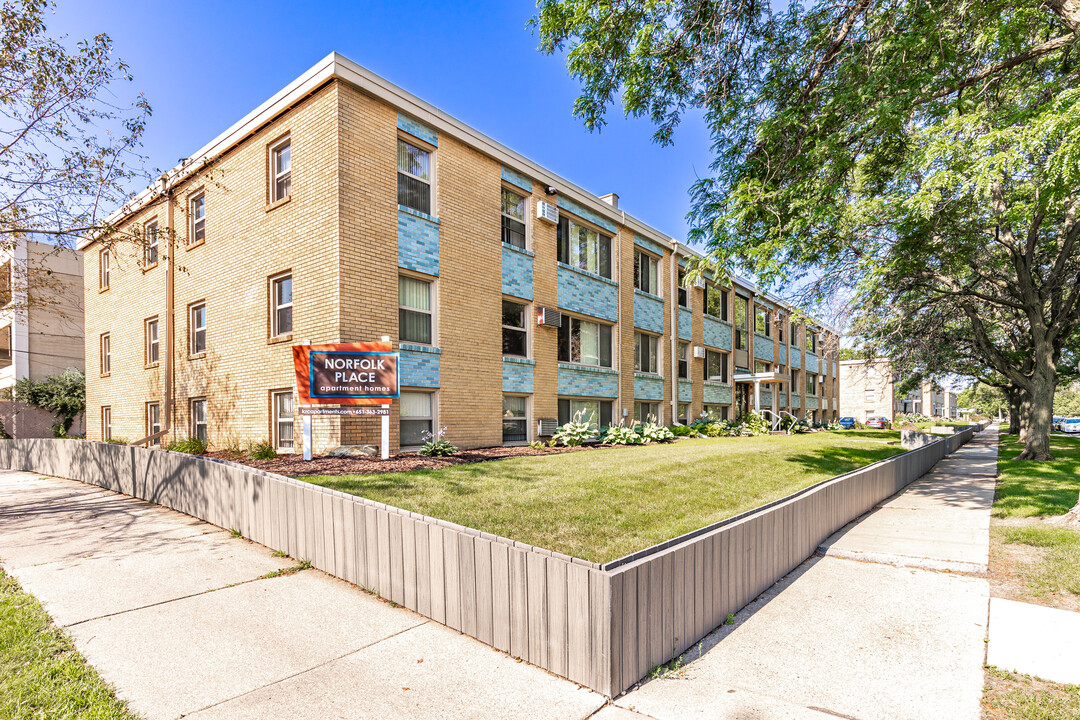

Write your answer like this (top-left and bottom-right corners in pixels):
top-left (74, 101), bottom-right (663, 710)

top-left (303, 414), bottom-right (313, 461)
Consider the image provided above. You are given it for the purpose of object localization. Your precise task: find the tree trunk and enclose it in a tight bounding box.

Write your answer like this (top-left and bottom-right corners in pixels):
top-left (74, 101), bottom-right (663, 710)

top-left (1015, 352), bottom-right (1056, 461)
top-left (1007, 387), bottom-right (1021, 435)
top-left (1018, 391), bottom-right (1032, 443)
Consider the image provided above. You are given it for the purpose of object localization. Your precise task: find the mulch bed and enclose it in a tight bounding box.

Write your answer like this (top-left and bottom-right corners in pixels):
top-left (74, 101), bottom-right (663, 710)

top-left (204, 443), bottom-right (594, 477)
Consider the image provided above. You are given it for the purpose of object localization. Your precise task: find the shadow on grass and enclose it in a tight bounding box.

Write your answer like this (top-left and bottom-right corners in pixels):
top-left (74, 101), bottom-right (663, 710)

top-left (995, 434), bottom-right (1080, 517)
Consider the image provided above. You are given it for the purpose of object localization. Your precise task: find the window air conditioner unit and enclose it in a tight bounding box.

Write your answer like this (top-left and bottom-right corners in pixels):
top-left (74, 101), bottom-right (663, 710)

top-left (693, 346), bottom-right (706, 359)
top-left (537, 418), bottom-right (559, 436)
top-left (537, 307), bottom-right (563, 328)
top-left (536, 201), bottom-right (559, 225)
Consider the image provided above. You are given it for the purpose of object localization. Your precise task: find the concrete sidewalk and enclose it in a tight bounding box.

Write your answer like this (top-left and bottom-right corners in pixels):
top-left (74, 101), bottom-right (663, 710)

top-left (0, 471), bottom-right (604, 720)
top-left (605, 426), bottom-right (998, 720)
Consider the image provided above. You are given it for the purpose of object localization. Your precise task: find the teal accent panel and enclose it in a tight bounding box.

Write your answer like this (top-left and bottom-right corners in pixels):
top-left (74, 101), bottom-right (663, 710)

top-left (397, 113), bottom-right (438, 146)
top-left (779, 344), bottom-right (788, 365)
top-left (792, 395), bottom-right (802, 408)
top-left (633, 235), bottom-right (667, 256)
top-left (502, 357), bottom-right (535, 393)
top-left (398, 208), bottom-right (439, 275)
top-left (807, 396), bottom-right (819, 410)
top-left (400, 345), bottom-right (440, 388)
top-left (679, 380), bottom-right (693, 402)
top-left (558, 364), bottom-right (619, 397)
top-left (754, 334), bottom-right (774, 362)
top-left (678, 308), bottom-right (692, 341)
top-left (703, 316), bottom-right (732, 350)
top-left (704, 382), bottom-right (732, 405)
top-left (501, 244), bottom-right (533, 300)
top-left (791, 347), bottom-right (802, 369)
top-left (634, 373), bottom-right (664, 401)
top-left (633, 291), bottom-right (664, 333)
top-left (760, 389), bottom-right (773, 406)
top-left (556, 195), bottom-right (617, 233)
top-left (557, 264), bottom-right (618, 321)
top-left (500, 166), bottom-right (532, 193)
top-left (806, 352), bottom-right (820, 374)
top-left (780, 392), bottom-right (788, 406)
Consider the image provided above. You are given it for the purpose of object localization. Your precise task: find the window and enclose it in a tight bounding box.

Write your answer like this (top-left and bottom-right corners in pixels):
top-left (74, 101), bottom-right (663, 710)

top-left (755, 306), bottom-right (771, 336)
top-left (634, 250), bottom-right (659, 295)
top-left (189, 303), bottom-right (206, 355)
top-left (558, 316), bottom-right (613, 367)
top-left (791, 369), bottom-right (800, 395)
top-left (0, 326), bottom-right (10, 369)
top-left (557, 216), bottom-right (611, 278)
top-left (400, 391), bottom-right (433, 447)
top-left (755, 360), bottom-right (769, 374)
top-left (734, 296), bottom-right (749, 350)
top-left (634, 401), bottom-right (660, 424)
top-left (502, 300), bottom-right (527, 357)
top-left (189, 193), bottom-right (206, 244)
top-left (634, 332), bottom-right (660, 374)
top-left (146, 402), bottom-right (161, 446)
top-left (397, 138), bottom-right (431, 214)
top-left (806, 373), bottom-right (816, 395)
top-left (101, 406), bottom-right (112, 441)
top-left (864, 389), bottom-right (876, 403)
top-left (806, 330), bottom-right (817, 354)
top-left (677, 269), bottom-right (689, 307)
top-left (501, 188), bottom-right (527, 249)
top-left (399, 275), bottom-right (432, 344)
top-left (272, 390), bottom-right (294, 451)
top-left (100, 333), bottom-right (110, 375)
top-left (271, 273), bottom-right (293, 337)
top-left (777, 313), bottom-right (785, 343)
top-left (145, 318), bottom-right (159, 365)
top-left (99, 249), bottom-right (110, 290)
top-left (190, 398), bottom-right (207, 444)
top-left (502, 395), bottom-right (527, 443)
top-left (144, 221), bottom-right (159, 266)
top-left (706, 284), bottom-right (728, 321)
top-left (704, 349), bottom-right (728, 383)
top-left (704, 404), bottom-right (729, 421)
top-left (270, 138), bottom-right (291, 202)
top-left (557, 398), bottom-right (612, 429)
top-left (677, 403), bottom-right (689, 424)
top-left (678, 342), bottom-right (689, 379)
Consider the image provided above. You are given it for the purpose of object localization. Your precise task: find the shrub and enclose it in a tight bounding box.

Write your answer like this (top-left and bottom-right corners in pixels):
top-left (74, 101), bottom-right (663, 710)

top-left (419, 427), bottom-right (458, 457)
top-left (603, 424), bottom-right (643, 446)
top-left (702, 422), bottom-right (723, 437)
top-left (167, 436), bottom-right (208, 455)
top-left (553, 409), bottom-right (597, 447)
top-left (779, 415), bottom-right (800, 434)
top-left (640, 421), bottom-right (675, 443)
top-left (246, 440), bottom-right (277, 460)
top-left (734, 411), bottom-right (770, 437)
top-left (528, 440), bottom-right (546, 450)
top-left (669, 424), bottom-right (697, 437)
top-left (104, 437), bottom-right (129, 445)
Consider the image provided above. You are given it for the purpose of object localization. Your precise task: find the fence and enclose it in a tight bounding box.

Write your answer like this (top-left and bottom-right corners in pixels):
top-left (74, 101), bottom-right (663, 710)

top-left (0, 423), bottom-right (984, 697)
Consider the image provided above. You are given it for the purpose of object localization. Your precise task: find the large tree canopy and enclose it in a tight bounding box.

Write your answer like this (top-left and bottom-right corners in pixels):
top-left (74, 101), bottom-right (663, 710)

top-left (535, 0), bottom-right (1080, 459)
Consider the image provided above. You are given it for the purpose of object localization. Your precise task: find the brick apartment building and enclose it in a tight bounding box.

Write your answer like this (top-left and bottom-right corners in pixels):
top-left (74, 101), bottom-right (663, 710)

top-left (838, 359), bottom-right (958, 423)
top-left (80, 53), bottom-right (840, 454)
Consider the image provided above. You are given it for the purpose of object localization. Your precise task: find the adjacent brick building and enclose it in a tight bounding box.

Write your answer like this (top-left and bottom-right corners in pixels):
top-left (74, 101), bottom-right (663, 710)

top-left (80, 53), bottom-right (841, 453)
top-left (839, 359), bottom-right (959, 423)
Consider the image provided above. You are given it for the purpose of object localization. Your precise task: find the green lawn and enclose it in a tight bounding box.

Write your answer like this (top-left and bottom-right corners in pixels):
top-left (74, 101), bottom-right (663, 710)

top-left (983, 666), bottom-right (1080, 720)
top-left (0, 568), bottom-right (138, 720)
top-left (994, 434), bottom-right (1080, 518)
top-left (302, 429), bottom-right (903, 564)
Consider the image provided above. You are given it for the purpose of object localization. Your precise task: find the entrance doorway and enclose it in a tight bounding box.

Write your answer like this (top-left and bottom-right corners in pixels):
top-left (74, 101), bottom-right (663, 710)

top-left (736, 384), bottom-right (751, 418)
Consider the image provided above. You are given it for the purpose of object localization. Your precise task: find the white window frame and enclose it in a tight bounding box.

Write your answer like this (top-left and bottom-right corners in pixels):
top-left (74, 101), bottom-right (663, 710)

top-left (269, 136), bottom-right (291, 203)
top-left (397, 136), bottom-right (435, 215)
top-left (500, 186), bottom-right (528, 250)
top-left (100, 333), bottom-right (110, 376)
top-left (190, 397), bottom-right (208, 444)
top-left (270, 271), bottom-right (293, 338)
top-left (99, 249), bottom-right (110, 290)
top-left (145, 317), bottom-right (159, 366)
top-left (501, 299), bottom-right (528, 358)
top-left (634, 331), bottom-right (661, 375)
top-left (634, 401), bottom-right (661, 424)
top-left (634, 250), bottom-right (660, 296)
top-left (557, 314), bottom-right (613, 368)
top-left (189, 302), bottom-right (206, 356)
top-left (144, 221), bottom-right (159, 267)
top-left (399, 389), bottom-right (436, 449)
top-left (502, 394), bottom-right (529, 445)
top-left (398, 273), bottom-right (435, 346)
top-left (272, 389), bottom-right (294, 452)
top-left (678, 341), bottom-right (689, 379)
top-left (146, 402), bottom-right (161, 446)
top-left (102, 406), bottom-right (112, 441)
top-left (189, 192), bottom-right (206, 245)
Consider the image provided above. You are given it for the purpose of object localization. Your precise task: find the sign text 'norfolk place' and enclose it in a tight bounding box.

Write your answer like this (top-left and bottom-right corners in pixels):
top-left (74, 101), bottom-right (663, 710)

top-left (293, 342), bottom-right (399, 406)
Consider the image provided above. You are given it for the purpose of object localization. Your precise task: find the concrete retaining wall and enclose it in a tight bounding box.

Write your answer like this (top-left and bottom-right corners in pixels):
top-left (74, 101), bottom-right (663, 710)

top-left (0, 423), bottom-right (984, 697)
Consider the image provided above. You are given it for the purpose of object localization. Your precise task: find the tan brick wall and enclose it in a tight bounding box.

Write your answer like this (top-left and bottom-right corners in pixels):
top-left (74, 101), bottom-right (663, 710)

top-left (839, 360), bottom-right (895, 422)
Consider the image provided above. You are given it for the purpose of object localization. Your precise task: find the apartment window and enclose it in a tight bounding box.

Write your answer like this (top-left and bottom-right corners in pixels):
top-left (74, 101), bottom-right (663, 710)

top-left (734, 296), bottom-right (749, 350)
top-left (677, 269), bottom-right (689, 307)
top-left (270, 138), bottom-right (291, 203)
top-left (272, 390), bottom-right (294, 452)
top-left (502, 300), bottom-right (527, 357)
top-left (755, 306), bottom-right (771, 337)
top-left (557, 316), bottom-right (613, 367)
top-left (145, 318), bottom-right (159, 365)
top-left (634, 250), bottom-right (659, 295)
top-left (501, 188), bottom-right (527, 249)
top-left (99, 249), bottom-right (110, 290)
top-left (190, 398), bottom-right (207, 444)
top-left (755, 360), bottom-right (769, 374)
top-left (634, 332), bottom-right (660, 374)
top-left (704, 404), bottom-right (729, 421)
top-left (189, 193), bottom-right (206, 244)
top-left (777, 314), bottom-right (785, 343)
top-left (677, 403), bottom-right (689, 424)
top-left (791, 369), bottom-right (800, 395)
top-left (557, 398), bottom-right (612, 429)
top-left (0, 325), bottom-right (10, 369)
top-left (864, 390), bottom-right (875, 403)
top-left (101, 406), bottom-right (112, 441)
top-left (399, 275), bottom-right (432, 345)
top-left (271, 273), bottom-right (293, 337)
top-left (706, 284), bottom-right (728, 321)
top-left (189, 303), bottom-right (206, 356)
top-left (557, 216), bottom-right (611, 278)
top-left (397, 139), bottom-right (431, 214)
top-left (400, 391), bottom-right (433, 447)
top-left (144, 221), bottom-right (159, 266)
top-left (704, 349), bottom-right (728, 383)
top-left (146, 402), bottom-right (161, 446)
top-left (502, 395), bottom-right (528, 443)
top-left (806, 373), bottom-right (816, 395)
top-left (678, 342), bottom-right (689, 379)
top-left (806, 331), bottom-right (817, 354)
top-left (100, 333), bottom-right (110, 375)
top-left (635, 401), bottom-right (660, 424)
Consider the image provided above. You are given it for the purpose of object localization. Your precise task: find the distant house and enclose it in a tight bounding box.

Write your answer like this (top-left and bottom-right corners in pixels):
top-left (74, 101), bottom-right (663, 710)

top-left (839, 359), bottom-right (958, 422)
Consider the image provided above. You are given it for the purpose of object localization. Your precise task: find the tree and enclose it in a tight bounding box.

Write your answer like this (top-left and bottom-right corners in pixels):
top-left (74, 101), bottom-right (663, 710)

top-left (958, 383), bottom-right (1007, 418)
top-left (9, 367), bottom-right (84, 436)
top-left (534, 0), bottom-right (1080, 460)
top-left (1055, 381), bottom-right (1080, 416)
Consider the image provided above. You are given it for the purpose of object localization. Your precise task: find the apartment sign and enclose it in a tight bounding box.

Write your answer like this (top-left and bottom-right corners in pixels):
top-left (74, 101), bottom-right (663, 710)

top-left (293, 342), bottom-right (399, 405)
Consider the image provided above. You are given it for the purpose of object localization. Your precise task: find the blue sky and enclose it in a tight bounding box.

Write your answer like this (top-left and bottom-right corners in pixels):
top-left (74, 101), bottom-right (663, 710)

top-left (52, 0), bottom-right (713, 245)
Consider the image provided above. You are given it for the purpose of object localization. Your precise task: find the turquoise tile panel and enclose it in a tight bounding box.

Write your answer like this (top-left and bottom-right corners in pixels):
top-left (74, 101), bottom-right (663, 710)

top-left (634, 373), bottom-right (664, 401)
top-left (502, 357), bottom-right (535, 393)
top-left (397, 113), bottom-right (438, 146)
top-left (398, 208), bottom-right (439, 275)
top-left (754, 334), bottom-right (774, 362)
top-left (633, 290), bottom-right (664, 333)
top-left (556, 195), bottom-right (617, 233)
top-left (557, 364), bottom-right (619, 398)
top-left (557, 264), bottom-right (618, 322)
top-left (704, 382), bottom-right (732, 405)
top-left (791, 347), bottom-right (802, 369)
top-left (679, 379), bottom-right (693, 402)
top-left (806, 352), bottom-right (820, 374)
top-left (779, 344), bottom-right (788, 365)
top-left (500, 166), bottom-right (532, 193)
top-left (633, 235), bottom-right (667, 256)
top-left (678, 308), bottom-right (692, 341)
top-left (792, 395), bottom-right (802, 408)
top-left (807, 396), bottom-right (819, 410)
top-left (502, 244), bottom-right (533, 300)
top-left (400, 345), bottom-right (440, 388)
top-left (703, 316), bottom-right (732, 351)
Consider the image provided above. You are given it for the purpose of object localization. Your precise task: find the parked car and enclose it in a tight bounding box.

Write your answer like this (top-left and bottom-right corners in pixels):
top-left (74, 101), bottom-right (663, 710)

top-left (838, 417), bottom-right (857, 429)
top-left (1060, 418), bottom-right (1080, 434)
top-left (865, 416), bottom-right (889, 429)
top-left (1053, 416), bottom-right (1065, 430)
